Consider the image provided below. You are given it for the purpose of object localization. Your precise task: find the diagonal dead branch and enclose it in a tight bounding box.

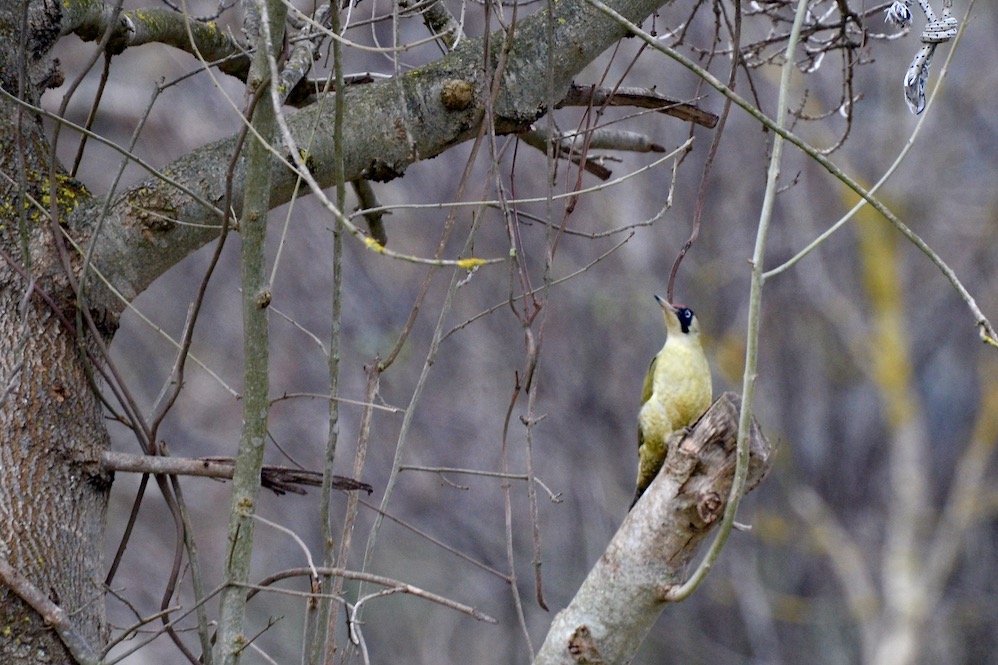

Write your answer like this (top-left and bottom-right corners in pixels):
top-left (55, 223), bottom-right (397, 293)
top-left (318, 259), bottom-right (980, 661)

top-left (559, 84), bottom-right (718, 127)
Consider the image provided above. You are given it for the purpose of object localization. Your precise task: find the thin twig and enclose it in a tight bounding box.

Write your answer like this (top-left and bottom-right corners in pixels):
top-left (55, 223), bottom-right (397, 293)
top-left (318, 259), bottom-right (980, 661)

top-left (240, 567), bottom-right (497, 623)
top-left (667, 0), bottom-right (741, 302)
top-left (661, 0), bottom-right (810, 602)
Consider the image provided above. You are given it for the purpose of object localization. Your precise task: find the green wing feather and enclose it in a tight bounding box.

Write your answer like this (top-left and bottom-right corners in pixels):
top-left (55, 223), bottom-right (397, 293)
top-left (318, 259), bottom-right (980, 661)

top-left (637, 355), bottom-right (657, 450)
top-left (640, 355), bottom-right (657, 405)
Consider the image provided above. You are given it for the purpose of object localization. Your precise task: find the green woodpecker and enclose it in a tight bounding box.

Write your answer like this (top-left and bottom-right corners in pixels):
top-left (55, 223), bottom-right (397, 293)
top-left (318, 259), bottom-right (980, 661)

top-left (631, 296), bottom-right (713, 508)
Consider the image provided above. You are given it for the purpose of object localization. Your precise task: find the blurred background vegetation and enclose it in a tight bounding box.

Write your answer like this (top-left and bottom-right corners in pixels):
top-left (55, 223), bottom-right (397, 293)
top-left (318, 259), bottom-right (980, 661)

top-left (47, 0), bottom-right (998, 662)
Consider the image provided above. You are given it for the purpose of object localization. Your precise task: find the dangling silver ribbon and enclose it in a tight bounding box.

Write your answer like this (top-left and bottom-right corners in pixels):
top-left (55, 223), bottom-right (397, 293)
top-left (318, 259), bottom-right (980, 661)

top-left (885, 0), bottom-right (959, 115)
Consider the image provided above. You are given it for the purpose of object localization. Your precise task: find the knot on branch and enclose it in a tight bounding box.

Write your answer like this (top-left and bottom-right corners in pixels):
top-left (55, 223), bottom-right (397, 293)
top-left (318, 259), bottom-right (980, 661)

top-left (567, 625), bottom-right (604, 665)
top-left (696, 490), bottom-right (723, 524)
top-left (440, 79), bottom-right (474, 111)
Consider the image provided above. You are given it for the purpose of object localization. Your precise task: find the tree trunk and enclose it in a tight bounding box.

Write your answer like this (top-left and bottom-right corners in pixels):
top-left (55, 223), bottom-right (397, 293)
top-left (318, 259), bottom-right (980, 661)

top-left (0, 292), bottom-right (112, 663)
top-left (0, 9), bottom-right (112, 658)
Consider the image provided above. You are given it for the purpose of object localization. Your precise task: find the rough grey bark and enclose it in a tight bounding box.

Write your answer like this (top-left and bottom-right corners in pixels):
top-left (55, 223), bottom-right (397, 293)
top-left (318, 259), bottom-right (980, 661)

top-left (0, 297), bottom-right (110, 664)
top-left (1, 7), bottom-right (111, 657)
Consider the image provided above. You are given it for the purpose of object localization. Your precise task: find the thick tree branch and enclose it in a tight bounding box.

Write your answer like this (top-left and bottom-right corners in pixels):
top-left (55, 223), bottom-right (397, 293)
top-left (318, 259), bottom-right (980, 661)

top-left (533, 393), bottom-right (772, 665)
top-left (80, 0), bottom-right (681, 310)
top-left (56, 0), bottom-right (360, 107)
top-left (60, 4), bottom-right (250, 76)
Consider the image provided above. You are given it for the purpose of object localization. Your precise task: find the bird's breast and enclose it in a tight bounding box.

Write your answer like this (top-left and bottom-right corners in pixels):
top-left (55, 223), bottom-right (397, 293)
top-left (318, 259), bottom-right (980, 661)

top-left (649, 341), bottom-right (712, 430)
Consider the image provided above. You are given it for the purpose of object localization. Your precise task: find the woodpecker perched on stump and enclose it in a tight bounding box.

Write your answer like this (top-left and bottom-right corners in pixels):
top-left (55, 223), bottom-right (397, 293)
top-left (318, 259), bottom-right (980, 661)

top-left (631, 296), bottom-right (713, 509)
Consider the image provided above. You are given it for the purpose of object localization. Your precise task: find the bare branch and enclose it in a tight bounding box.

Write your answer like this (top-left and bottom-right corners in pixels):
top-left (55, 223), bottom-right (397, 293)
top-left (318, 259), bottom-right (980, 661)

top-left (243, 567), bottom-right (498, 624)
top-left (64, 4), bottom-right (248, 75)
top-left (559, 84), bottom-right (718, 128)
top-left (82, 0), bottom-right (685, 308)
top-left (101, 451), bottom-right (372, 496)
